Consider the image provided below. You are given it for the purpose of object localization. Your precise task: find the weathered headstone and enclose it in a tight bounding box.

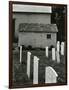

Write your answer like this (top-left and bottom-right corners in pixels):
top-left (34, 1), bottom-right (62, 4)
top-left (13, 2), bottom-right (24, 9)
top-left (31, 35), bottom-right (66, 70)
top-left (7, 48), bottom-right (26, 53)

top-left (61, 42), bottom-right (64, 55)
top-left (45, 66), bottom-right (58, 83)
top-left (56, 51), bottom-right (60, 63)
top-left (52, 48), bottom-right (56, 61)
top-left (27, 51), bottom-right (31, 78)
top-left (33, 56), bottom-right (39, 84)
top-left (45, 46), bottom-right (48, 57)
top-left (57, 41), bottom-right (60, 52)
top-left (20, 46), bottom-right (22, 64)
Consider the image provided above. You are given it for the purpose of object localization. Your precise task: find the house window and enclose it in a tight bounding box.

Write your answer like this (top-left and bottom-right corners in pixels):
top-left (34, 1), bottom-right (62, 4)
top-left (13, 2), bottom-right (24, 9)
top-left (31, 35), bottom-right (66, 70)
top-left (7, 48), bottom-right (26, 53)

top-left (47, 34), bottom-right (51, 39)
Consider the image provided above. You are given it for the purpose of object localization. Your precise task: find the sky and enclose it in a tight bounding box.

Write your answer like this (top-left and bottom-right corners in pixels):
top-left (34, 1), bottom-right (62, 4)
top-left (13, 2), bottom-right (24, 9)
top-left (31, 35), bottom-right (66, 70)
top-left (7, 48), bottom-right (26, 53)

top-left (13, 4), bottom-right (52, 13)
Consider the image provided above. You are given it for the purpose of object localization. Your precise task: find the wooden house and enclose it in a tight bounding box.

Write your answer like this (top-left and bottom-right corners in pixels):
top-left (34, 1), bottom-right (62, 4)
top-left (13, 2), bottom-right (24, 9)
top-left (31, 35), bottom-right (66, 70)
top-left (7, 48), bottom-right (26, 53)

top-left (18, 23), bottom-right (58, 48)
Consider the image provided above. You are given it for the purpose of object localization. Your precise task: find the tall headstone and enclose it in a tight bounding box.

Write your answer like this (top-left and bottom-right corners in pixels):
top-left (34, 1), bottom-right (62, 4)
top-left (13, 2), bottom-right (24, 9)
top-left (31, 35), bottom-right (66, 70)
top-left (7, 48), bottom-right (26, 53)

top-left (45, 66), bottom-right (58, 83)
top-left (33, 56), bottom-right (39, 84)
top-left (57, 41), bottom-right (60, 52)
top-left (45, 46), bottom-right (48, 57)
top-left (27, 52), bottom-right (31, 78)
top-left (56, 51), bottom-right (60, 63)
top-left (61, 42), bottom-right (64, 55)
top-left (20, 46), bottom-right (22, 64)
top-left (52, 48), bottom-right (56, 61)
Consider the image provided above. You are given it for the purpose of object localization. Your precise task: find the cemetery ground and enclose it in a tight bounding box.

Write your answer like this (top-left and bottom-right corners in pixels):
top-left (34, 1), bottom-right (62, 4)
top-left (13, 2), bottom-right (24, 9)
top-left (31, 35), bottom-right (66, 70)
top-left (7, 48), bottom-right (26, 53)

top-left (13, 46), bottom-right (66, 86)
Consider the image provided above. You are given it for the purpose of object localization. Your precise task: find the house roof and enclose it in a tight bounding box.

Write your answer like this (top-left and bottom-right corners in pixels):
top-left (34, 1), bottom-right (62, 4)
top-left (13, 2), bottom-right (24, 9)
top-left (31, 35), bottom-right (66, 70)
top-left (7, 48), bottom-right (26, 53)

top-left (19, 23), bottom-right (58, 32)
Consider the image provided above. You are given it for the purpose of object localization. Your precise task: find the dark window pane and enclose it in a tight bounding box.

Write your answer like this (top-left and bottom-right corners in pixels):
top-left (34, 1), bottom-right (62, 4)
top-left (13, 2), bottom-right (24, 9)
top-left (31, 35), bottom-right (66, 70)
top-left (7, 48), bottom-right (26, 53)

top-left (47, 34), bottom-right (51, 39)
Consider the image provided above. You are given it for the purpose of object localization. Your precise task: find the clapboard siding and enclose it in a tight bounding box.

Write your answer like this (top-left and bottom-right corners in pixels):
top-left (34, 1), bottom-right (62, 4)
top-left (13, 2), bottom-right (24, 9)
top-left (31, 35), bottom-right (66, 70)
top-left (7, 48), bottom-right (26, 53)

top-left (18, 32), bottom-right (57, 48)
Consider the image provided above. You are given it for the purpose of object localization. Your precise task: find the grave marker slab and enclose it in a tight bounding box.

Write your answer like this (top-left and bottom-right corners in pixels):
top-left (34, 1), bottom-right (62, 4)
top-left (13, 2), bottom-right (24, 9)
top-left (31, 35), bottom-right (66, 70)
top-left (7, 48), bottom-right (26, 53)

top-left (45, 66), bottom-right (58, 83)
top-left (52, 48), bottom-right (56, 61)
top-left (20, 46), bottom-right (22, 64)
top-left (33, 56), bottom-right (39, 84)
top-left (45, 46), bottom-right (48, 57)
top-left (61, 42), bottom-right (64, 55)
top-left (56, 51), bottom-right (60, 63)
top-left (57, 41), bottom-right (60, 52)
top-left (27, 52), bottom-right (31, 78)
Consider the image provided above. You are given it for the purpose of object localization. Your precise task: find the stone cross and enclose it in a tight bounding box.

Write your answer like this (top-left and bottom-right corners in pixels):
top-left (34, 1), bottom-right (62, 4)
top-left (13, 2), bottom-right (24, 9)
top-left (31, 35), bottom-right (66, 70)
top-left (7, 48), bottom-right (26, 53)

top-left (45, 46), bottom-right (48, 57)
top-left (52, 48), bottom-right (56, 61)
top-left (45, 66), bottom-right (58, 83)
top-left (27, 51), bottom-right (31, 78)
top-left (33, 56), bottom-right (39, 84)
top-left (20, 46), bottom-right (22, 64)
top-left (61, 42), bottom-right (64, 55)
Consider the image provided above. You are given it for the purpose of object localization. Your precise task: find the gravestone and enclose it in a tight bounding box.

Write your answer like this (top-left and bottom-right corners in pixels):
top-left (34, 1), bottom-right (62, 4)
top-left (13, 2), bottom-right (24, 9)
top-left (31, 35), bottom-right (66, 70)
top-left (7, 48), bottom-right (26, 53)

top-left (45, 66), bottom-right (58, 83)
top-left (33, 56), bottom-right (39, 84)
top-left (57, 41), bottom-right (60, 52)
top-left (56, 51), bottom-right (60, 63)
top-left (52, 48), bottom-right (56, 61)
top-left (20, 46), bottom-right (22, 64)
top-left (27, 51), bottom-right (31, 78)
top-left (61, 42), bottom-right (64, 55)
top-left (45, 46), bottom-right (48, 57)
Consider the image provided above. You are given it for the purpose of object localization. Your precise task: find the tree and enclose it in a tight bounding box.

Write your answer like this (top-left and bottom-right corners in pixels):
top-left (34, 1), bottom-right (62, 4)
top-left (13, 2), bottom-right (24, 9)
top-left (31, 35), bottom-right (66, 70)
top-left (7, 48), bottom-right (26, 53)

top-left (51, 6), bottom-right (66, 41)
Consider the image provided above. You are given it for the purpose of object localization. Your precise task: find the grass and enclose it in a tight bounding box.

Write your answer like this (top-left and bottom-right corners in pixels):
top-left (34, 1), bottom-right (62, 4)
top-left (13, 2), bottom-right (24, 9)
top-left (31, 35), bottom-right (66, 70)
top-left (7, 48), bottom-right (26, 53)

top-left (12, 47), bottom-right (66, 86)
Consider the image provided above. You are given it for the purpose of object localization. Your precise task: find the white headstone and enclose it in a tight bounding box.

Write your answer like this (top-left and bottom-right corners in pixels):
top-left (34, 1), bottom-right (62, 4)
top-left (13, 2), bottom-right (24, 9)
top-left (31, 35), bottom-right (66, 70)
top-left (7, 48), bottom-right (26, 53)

top-left (52, 48), bottom-right (56, 61)
top-left (27, 52), bottom-right (31, 78)
top-left (56, 51), bottom-right (60, 63)
top-left (20, 46), bottom-right (22, 64)
top-left (45, 66), bottom-right (58, 83)
top-left (33, 56), bottom-right (39, 84)
top-left (61, 42), bottom-right (64, 55)
top-left (45, 46), bottom-right (48, 57)
top-left (57, 41), bottom-right (60, 52)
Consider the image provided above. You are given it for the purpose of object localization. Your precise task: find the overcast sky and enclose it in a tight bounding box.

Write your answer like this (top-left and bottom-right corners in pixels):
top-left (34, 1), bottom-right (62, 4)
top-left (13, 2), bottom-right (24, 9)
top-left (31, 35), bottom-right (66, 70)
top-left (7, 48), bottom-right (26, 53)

top-left (13, 4), bottom-right (52, 13)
